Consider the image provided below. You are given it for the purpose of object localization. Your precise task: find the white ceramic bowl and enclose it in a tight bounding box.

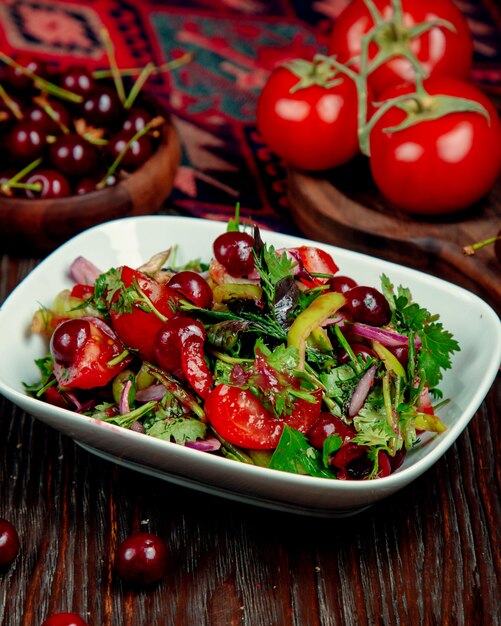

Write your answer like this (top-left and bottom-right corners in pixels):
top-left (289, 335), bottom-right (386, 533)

top-left (0, 216), bottom-right (499, 517)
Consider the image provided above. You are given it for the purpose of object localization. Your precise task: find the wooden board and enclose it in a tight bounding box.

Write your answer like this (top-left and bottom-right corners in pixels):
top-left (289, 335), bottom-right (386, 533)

top-left (287, 157), bottom-right (501, 313)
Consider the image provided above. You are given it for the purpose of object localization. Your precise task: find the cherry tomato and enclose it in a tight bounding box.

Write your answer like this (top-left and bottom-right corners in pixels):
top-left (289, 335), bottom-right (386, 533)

top-left (328, 0), bottom-right (473, 95)
top-left (109, 266), bottom-right (180, 362)
top-left (50, 317), bottom-right (132, 389)
top-left (257, 61), bottom-right (360, 171)
top-left (204, 384), bottom-right (322, 449)
top-left (369, 77), bottom-right (501, 214)
top-left (281, 246), bottom-right (339, 287)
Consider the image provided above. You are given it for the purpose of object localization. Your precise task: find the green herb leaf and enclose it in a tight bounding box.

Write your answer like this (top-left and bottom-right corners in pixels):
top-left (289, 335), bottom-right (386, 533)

top-left (269, 425), bottom-right (336, 478)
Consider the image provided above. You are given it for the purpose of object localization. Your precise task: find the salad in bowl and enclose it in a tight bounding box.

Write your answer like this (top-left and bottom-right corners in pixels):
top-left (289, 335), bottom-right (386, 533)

top-left (25, 209), bottom-right (460, 482)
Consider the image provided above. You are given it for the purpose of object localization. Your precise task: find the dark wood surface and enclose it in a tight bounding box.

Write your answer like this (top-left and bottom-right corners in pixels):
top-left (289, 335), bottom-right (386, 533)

top-left (1, 237), bottom-right (499, 626)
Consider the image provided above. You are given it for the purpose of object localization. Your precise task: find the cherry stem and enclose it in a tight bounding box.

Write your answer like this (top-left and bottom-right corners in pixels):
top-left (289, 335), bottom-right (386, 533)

top-left (96, 116), bottom-right (165, 189)
top-left (0, 84), bottom-right (22, 120)
top-left (6, 158), bottom-right (42, 186)
top-left (99, 27), bottom-right (126, 104)
top-left (92, 52), bottom-right (195, 79)
top-left (0, 52), bottom-right (83, 103)
top-left (33, 96), bottom-right (70, 134)
top-left (124, 62), bottom-right (155, 109)
top-left (2, 181), bottom-right (42, 191)
top-left (463, 236), bottom-right (501, 256)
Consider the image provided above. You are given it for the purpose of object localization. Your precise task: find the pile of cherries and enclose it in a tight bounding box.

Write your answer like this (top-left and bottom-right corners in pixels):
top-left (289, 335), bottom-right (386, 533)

top-left (0, 54), bottom-right (164, 200)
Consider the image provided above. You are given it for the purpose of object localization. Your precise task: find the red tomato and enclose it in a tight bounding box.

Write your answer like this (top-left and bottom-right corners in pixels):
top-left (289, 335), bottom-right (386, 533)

top-left (109, 266), bottom-right (180, 362)
top-left (51, 317), bottom-right (132, 389)
top-left (70, 283), bottom-right (94, 299)
top-left (205, 385), bottom-right (322, 450)
top-left (328, 0), bottom-right (473, 94)
top-left (368, 77), bottom-right (501, 215)
top-left (282, 246), bottom-right (339, 287)
top-left (256, 61), bottom-right (360, 171)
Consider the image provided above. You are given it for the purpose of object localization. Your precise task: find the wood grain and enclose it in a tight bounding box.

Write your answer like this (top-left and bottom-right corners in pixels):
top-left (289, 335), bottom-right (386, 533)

top-left (287, 158), bottom-right (501, 312)
top-left (0, 245), bottom-right (499, 626)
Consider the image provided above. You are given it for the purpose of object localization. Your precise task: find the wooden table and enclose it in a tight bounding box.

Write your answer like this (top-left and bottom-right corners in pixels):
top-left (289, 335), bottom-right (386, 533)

top-left (1, 238), bottom-right (499, 626)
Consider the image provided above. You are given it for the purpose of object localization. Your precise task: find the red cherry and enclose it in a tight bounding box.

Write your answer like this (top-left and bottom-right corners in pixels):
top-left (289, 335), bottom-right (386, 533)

top-left (24, 101), bottom-right (71, 134)
top-left (59, 66), bottom-right (97, 97)
top-left (24, 169), bottom-right (71, 199)
top-left (0, 518), bottom-right (20, 566)
top-left (41, 613), bottom-right (88, 626)
top-left (122, 107), bottom-right (153, 134)
top-left (49, 133), bottom-right (98, 177)
top-left (8, 120), bottom-right (48, 162)
top-left (213, 231), bottom-right (255, 277)
top-left (3, 55), bottom-right (49, 91)
top-left (81, 86), bottom-right (123, 126)
top-left (115, 532), bottom-right (167, 586)
top-left (328, 275), bottom-right (357, 294)
top-left (107, 130), bottom-right (153, 171)
top-left (167, 271), bottom-right (213, 308)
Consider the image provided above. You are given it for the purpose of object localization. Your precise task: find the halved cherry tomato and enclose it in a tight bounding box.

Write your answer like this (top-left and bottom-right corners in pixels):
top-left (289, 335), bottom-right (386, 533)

top-left (70, 283), bottom-right (94, 299)
top-left (51, 316), bottom-right (132, 389)
top-left (281, 246), bottom-right (339, 287)
top-left (204, 384), bottom-right (322, 449)
top-left (109, 266), bottom-right (180, 362)
top-left (181, 337), bottom-right (214, 400)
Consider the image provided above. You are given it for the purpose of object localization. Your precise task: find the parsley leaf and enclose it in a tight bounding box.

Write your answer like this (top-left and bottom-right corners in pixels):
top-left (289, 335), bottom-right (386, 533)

top-left (145, 416), bottom-right (207, 444)
top-left (269, 425), bottom-right (336, 478)
top-left (380, 274), bottom-right (460, 389)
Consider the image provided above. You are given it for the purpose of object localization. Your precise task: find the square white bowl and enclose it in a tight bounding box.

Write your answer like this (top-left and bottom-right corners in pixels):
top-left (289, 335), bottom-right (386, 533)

top-left (0, 216), bottom-right (499, 517)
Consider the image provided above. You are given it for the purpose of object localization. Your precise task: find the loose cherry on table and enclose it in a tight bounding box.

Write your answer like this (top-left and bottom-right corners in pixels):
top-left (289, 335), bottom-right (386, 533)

top-left (114, 531), bottom-right (167, 586)
top-left (0, 518), bottom-right (20, 566)
top-left (41, 613), bottom-right (88, 626)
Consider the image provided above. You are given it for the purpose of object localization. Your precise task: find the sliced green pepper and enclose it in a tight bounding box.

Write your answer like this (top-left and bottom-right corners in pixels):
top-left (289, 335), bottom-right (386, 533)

top-left (287, 292), bottom-right (346, 369)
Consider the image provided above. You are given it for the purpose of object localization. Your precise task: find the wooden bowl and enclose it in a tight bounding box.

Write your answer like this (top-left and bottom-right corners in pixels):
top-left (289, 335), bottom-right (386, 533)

top-left (0, 120), bottom-right (181, 254)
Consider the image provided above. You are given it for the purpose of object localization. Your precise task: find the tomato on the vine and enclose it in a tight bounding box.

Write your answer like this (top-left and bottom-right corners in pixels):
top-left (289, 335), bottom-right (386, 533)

top-left (256, 58), bottom-right (360, 171)
top-left (368, 76), bottom-right (501, 215)
top-left (205, 385), bottom-right (322, 449)
top-left (328, 0), bottom-right (473, 95)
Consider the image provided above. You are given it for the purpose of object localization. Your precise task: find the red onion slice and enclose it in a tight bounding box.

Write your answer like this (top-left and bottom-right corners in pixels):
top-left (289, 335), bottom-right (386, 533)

top-left (185, 437), bottom-right (221, 452)
top-left (351, 323), bottom-right (422, 348)
top-left (119, 380), bottom-right (132, 414)
top-left (135, 384), bottom-right (168, 402)
top-left (69, 256), bottom-right (102, 285)
top-left (349, 364), bottom-right (377, 418)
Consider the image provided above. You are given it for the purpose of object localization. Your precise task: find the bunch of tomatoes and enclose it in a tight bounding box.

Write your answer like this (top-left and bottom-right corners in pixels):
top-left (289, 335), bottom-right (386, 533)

top-left (257, 0), bottom-right (501, 216)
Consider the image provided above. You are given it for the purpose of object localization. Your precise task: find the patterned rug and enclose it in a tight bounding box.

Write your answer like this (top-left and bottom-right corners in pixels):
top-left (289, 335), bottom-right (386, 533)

top-left (1, 0), bottom-right (500, 235)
